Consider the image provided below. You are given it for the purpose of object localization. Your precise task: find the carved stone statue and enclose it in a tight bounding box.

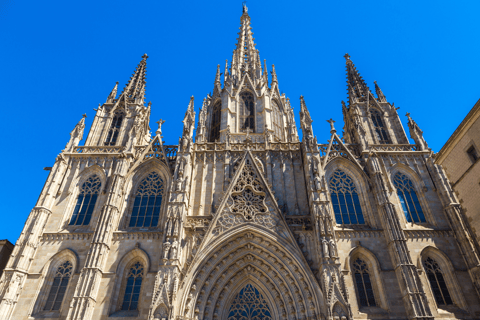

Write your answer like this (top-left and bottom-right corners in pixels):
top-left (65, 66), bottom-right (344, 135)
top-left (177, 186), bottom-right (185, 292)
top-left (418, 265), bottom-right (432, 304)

top-left (162, 242), bottom-right (171, 260)
top-left (170, 240), bottom-right (178, 260)
top-left (175, 172), bottom-right (185, 192)
top-left (314, 172), bottom-right (322, 191)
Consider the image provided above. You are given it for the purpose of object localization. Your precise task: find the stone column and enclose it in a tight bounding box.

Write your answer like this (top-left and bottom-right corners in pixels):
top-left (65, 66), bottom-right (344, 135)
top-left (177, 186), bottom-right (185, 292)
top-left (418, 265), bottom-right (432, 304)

top-left (66, 158), bottom-right (129, 320)
top-left (367, 153), bottom-right (432, 320)
top-left (0, 155), bottom-right (68, 319)
top-left (302, 146), bottom-right (352, 320)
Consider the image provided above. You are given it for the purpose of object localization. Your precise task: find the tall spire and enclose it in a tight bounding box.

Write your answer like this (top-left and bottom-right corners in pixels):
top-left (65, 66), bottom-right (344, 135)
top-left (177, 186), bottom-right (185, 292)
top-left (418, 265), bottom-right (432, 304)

top-left (106, 82), bottom-right (118, 103)
top-left (271, 64), bottom-right (278, 84)
top-left (231, 3), bottom-right (259, 80)
top-left (121, 53), bottom-right (148, 103)
top-left (344, 54), bottom-right (369, 103)
top-left (374, 80), bottom-right (387, 102)
top-left (214, 64), bottom-right (221, 84)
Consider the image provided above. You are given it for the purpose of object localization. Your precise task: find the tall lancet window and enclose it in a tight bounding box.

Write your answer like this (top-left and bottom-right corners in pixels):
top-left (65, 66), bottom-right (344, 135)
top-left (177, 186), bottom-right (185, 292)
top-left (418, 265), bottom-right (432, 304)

top-left (272, 100), bottom-right (283, 141)
top-left (105, 111), bottom-right (124, 146)
top-left (44, 261), bottom-right (73, 311)
top-left (227, 284), bottom-right (272, 320)
top-left (329, 170), bottom-right (365, 225)
top-left (353, 259), bottom-right (376, 307)
top-left (393, 173), bottom-right (426, 223)
top-left (69, 175), bottom-right (101, 226)
top-left (370, 109), bottom-right (391, 144)
top-left (121, 262), bottom-right (144, 311)
top-left (423, 257), bottom-right (453, 306)
top-left (210, 101), bottom-right (221, 142)
top-left (129, 172), bottom-right (164, 228)
top-left (239, 91), bottom-right (255, 132)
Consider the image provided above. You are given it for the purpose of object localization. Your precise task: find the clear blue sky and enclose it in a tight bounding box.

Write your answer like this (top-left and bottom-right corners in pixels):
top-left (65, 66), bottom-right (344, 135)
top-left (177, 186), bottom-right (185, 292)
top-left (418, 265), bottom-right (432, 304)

top-left (0, 0), bottom-right (479, 243)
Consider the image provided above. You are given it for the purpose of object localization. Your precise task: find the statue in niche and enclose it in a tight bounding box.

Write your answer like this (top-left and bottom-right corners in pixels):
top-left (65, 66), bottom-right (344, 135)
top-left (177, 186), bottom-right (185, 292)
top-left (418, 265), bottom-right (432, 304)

top-left (169, 240), bottom-right (178, 260)
top-left (175, 171), bottom-right (185, 192)
top-left (314, 171), bottom-right (322, 191)
top-left (162, 242), bottom-right (171, 260)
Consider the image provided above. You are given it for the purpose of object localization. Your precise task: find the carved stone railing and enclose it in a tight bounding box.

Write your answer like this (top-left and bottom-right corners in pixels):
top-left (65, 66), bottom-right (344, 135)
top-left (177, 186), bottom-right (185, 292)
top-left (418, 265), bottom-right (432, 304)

top-left (163, 145), bottom-right (178, 161)
top-left (72, 146), bottom-right (125, 154)
top-left (318, 144), bottom-right (359, 158)
top-left (184, 216), bottom-right (212, 230)
top-left (285, 216), bottom-right (313, 231)
top-left (369, 144), bottom-right (417, 152)
top-left (194, 142), bottom-right (300, 152)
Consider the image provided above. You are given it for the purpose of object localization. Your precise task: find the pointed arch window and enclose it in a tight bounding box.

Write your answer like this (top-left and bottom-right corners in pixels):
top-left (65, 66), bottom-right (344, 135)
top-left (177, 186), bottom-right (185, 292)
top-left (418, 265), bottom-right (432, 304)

top-left (121, 262), bottom-right (144, 311)
top-left (423, 257), bottom-right (453, 306)
top-left (329, 170), bottom-right (365, 225)
top-left (353, 259), bottom-right (376, 307)
top-left (129, 172), bottom-right (164, 228)
top-left (370, 109), bottom-right (391, 144)
top-left (44, 261), bottom-right (73, 311)
top-left (227, 284), bottom-right (272, 320)
top-left (69, 175), bottom-right (101, 226)
top-left (393, 173), bottom-right (426, 223)
top-left (239, 91), bottom-right (255, 133)
top-left (210, 101), bottom-right (221, 142)
top-left (105, 111), bottom-right (124, 146)
top-left (272, 100), bottom-right (283, 141)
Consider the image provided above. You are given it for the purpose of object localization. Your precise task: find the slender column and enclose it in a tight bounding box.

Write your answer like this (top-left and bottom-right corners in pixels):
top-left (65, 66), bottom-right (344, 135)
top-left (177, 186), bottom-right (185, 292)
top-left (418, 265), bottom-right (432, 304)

top-left (0, 155), bottom-right (68, 319)
top-left (426, 157), bottom-right (480, 297)
top-left (66, 158), bottom-right (129, 320)
top-left (367, 153), bottom-right (432, 320)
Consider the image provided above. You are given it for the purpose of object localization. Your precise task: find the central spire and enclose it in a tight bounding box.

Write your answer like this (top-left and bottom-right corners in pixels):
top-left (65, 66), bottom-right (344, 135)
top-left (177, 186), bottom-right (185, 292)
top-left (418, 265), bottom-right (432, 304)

top-left (231, 4), bottom-right (261, 82)
top-left (121, 53), bottom-right (148, 103)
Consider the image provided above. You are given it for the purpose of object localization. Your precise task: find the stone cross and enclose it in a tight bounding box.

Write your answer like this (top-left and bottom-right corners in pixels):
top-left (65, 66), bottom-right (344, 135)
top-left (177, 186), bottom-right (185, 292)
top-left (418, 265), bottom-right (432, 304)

top-left (327, 118), bottom-right (336, 133)
top-left (156, 119), bottom-right (165, 136)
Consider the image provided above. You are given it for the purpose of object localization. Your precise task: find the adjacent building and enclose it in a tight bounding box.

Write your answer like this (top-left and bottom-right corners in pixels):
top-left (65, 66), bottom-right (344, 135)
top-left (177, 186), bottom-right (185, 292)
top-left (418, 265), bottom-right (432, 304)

top-left (436, 98), bottom-right (480, 243)
top-left (0, 5), bottom-right (479, 320)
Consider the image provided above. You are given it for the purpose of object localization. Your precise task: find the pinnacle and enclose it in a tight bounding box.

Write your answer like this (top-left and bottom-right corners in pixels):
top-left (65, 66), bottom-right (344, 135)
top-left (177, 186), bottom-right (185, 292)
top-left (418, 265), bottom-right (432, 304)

top-left (121, 54), bottom-right (148, 103)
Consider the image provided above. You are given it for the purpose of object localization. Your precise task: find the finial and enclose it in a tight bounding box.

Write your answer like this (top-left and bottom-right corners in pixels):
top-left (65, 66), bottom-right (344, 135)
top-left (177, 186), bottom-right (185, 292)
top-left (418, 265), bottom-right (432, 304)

top-left (242, 1), bottom-right (248, 13)
top-left (344, 53), bottom-right (350, 60)
top-left (327, 119), bottom-right (336, 133)
top-left (82, 114), bottom-right (87, 118)
top-left (406, 112), bottom-right (412, 121)
top-left (156, 119), bottom-right (165, 136)
top-left (142, 53), bottom-right (149, 60)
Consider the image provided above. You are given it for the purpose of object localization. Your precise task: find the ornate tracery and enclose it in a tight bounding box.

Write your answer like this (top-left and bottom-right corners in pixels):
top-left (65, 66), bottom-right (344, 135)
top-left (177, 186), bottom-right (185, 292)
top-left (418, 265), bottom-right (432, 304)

top-left (215, 159), bottom-right (276, 235)
top-left (352, 259), bottom-right (376, 307)
top-left (227, 284), bottom-right (273, 320)
top-left (240, 91), bottom-right (255, 132)
top-left (69, 175), bottom-right (101, 226)
top-left (329, 170), bottom-right (365, 225)
top-left (44, 261), bottom-right (73, 311)
top-left (393, 173), bottom-right (426, 223)
top-left (129, 172), bottom-right (164, 228)
top-left (121, 262), bottom-right (144, 311)
top-left (105, 111), bottom-right (124, 146)
top-left (370, 109), bottom-right (391, 144)
top-left (423, 257), bottom-right (453, 306)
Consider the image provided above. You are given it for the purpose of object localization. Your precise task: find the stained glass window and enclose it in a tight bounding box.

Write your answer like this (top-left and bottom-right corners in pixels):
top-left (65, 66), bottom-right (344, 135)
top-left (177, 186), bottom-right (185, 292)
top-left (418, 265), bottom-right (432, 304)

top-left (353, 259), bottom-right (376, 307)
top-left (393, 173), bottom-right (426, 223)
top-left (44, 261), bottom-right (73, 311)
top-left (423, 257), bottom-right (453, 306)
top-left (105, 111), bottom-right (124, 146)
top-left (329, 170), bottom-right (365, 225)
top-left (227, 284), bottom-right (272, 320)
top-left (240, 91), bottom-right (255, 133)
top-left (69, 175), bottom-right (101, 226)
top-left (121, 262), bottom-right (144, 311)
top-left (272, 100), bottom-right (283, 141)
top-left (210, 102), bottom-right (221, 142)
top-left (370, 109), bottom-right (391, 144)
top-left (129, 172), bottom-right (164, 227)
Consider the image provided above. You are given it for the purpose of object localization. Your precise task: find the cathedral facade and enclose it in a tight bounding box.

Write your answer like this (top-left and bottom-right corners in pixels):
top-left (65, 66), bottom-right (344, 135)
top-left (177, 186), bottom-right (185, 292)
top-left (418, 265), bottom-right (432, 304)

top-left (1, 5), bottom-right (480, 320)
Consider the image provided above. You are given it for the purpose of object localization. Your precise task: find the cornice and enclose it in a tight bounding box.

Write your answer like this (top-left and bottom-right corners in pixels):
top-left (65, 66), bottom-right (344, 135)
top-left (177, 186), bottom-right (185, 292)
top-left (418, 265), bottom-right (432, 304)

top-left (436, 98), bottom-right (480, 164)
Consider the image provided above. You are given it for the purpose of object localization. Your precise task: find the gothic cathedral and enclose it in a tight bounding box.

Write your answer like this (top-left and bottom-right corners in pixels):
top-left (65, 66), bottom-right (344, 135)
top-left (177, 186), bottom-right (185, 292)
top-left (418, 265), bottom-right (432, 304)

top-left (1, 5), bottom-right (480, 320)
